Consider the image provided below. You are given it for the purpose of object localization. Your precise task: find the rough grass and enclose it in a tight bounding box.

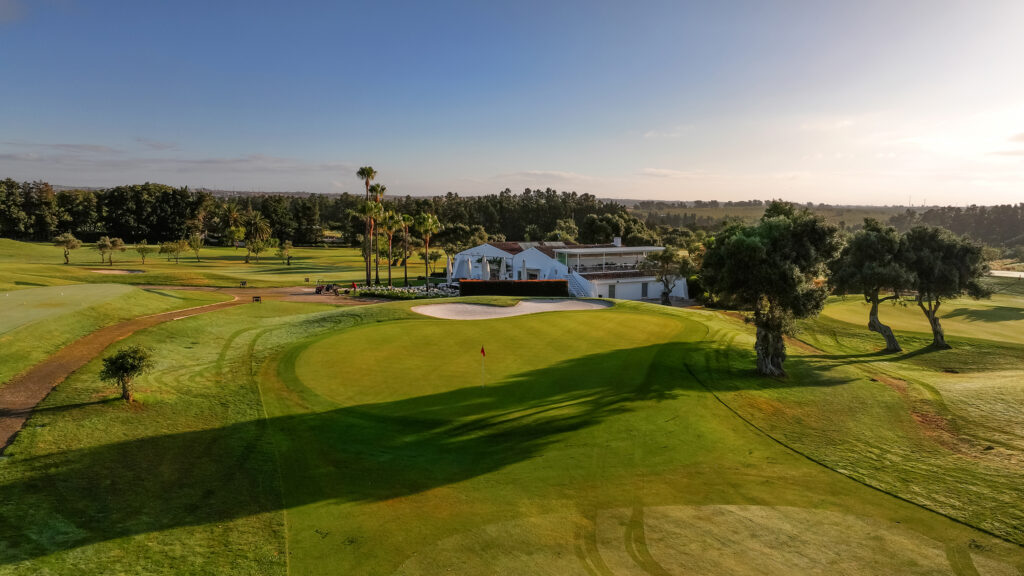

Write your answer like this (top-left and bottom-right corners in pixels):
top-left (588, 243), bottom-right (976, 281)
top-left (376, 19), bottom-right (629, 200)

top-left (0, 284), bottom-right (230, 387)
top-left (0, 238), bottom-right (418, 289)
top-left (0, 298), bottom-right (1021, 574)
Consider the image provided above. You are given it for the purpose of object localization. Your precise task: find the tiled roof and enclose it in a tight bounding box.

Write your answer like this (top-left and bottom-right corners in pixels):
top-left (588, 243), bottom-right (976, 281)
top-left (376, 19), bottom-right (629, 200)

top-left (486, 242), bottom-right (526, 255)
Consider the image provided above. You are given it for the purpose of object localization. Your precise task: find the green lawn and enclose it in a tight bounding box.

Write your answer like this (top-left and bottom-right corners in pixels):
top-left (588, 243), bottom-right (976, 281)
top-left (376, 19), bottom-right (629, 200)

top-left (0, 238), bottom-right (427, 290)
top-left (1, 298), bottom-right (1021, 574)
top-left (0, 284), bottom-right (231, 388)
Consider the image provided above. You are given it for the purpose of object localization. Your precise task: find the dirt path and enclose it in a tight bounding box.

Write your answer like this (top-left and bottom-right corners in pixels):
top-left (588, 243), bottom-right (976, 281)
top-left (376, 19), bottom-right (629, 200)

top-left (0, 286), bottom-right (380, 453)
top-left (0, 296), bottom-right (246, 453)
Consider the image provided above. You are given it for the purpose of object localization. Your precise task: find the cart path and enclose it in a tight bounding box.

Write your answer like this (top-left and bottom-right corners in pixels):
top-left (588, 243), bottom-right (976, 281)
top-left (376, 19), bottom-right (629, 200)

top-left (0, 285), bottom-right (380, 454)
top-left (0, 295), bottom-right (248, 453)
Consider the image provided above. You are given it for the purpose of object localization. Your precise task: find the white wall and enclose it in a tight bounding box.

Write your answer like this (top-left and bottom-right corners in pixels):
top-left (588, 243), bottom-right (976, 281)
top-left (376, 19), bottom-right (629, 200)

top-left (513, 248), bottom-right (568, 280)
top-left (591, 277), bottom-right (689, 300)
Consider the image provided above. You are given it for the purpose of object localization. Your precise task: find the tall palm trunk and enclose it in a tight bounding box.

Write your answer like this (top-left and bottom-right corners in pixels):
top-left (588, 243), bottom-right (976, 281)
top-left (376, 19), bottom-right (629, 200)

top-left (403, 227), bottom-right (410, 287)
top-left (386, 234), bottom-right (394, 286)
top-left (374, 228), bottom-right (380, 285)
top-left (363, 180), bottom-right (371, 286)
top-left (423, 236), bottom-right (431, 287)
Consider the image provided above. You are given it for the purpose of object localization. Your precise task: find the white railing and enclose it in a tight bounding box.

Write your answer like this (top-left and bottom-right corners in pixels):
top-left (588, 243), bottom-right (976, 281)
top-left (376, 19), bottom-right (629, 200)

top-left (568, 270), bottom-right (594, 298)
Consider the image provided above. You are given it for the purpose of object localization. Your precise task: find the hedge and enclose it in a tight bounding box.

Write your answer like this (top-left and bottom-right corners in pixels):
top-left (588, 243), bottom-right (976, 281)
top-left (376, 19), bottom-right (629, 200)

top-left (459, 280), bottom-right (570, 297)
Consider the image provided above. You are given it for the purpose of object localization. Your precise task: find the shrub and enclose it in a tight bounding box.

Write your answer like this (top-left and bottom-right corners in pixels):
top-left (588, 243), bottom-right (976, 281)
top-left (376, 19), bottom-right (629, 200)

top-left (459, 280), bottom-right (569, 297)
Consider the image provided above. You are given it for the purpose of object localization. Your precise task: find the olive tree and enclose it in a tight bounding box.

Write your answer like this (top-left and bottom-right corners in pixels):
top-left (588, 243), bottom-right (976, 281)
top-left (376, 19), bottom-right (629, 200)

top-left (96, 236), bottom-right (112, 264)
top-left (99, 345), bottom-right (153, 402)
top-left (900, 226), bottom-right (989, 349)
top-left (641, 248), bottom-right (695, 305)
top-left (107, 237), bottom-right (125, 266)
top-left (187, 232), bottom-right (204, 262)
top-left (135, 239), bottom-right (155, 264)
top-left (53, 232), bottom-right (81, 264)
top-left (702, 202), bottom-right (842, 376)
top-left (830, 219), bottom-right (913, 352)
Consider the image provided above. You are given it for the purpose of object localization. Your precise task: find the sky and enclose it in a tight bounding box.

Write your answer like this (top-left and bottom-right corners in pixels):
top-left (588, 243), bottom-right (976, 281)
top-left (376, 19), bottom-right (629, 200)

top-left (1, 0), bottom-right (1023, 205)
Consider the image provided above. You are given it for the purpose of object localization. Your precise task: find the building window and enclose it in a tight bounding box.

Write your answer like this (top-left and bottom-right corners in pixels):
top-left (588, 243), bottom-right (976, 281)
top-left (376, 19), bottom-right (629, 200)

top-left (641, 282), bottom-right (648, 298)
top-left (608, 284), bottom-right (616, 299)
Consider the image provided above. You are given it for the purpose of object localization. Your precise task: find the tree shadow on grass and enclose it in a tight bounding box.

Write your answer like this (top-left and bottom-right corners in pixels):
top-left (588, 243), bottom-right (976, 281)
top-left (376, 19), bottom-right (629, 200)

top-left (0, 398), bottom-right (119, 420)
top-left (799, 345), bottom-right (942, 367)
top-left (0, 341), bottom-right (841, 565)
top-left (943, 306), bottom-right (1024, 322)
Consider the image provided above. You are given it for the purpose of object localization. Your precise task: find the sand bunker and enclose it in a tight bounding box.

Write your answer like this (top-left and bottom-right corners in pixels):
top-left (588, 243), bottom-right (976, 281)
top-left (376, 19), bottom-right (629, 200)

top-left (411, 299), bottom-right (612, 320)
top-left (90, 269), bottom-right (145, 275)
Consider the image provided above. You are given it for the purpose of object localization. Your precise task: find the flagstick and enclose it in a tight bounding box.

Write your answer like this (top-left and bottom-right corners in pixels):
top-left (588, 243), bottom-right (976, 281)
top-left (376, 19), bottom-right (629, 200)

top-left (481, 354), bottom-right (485, 387)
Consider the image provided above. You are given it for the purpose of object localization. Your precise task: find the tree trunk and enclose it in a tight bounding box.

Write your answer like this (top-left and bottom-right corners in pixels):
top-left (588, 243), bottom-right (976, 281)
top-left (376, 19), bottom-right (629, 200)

top-left (387, 236), bottom-right (393, 286)
top-left (403, 232), bottom-right (409, 287)
top-left (918, 299), bottom-right (950, 349)
top-left (63, 249), bottom-right (69, 264)
top-left (661, 290), bottom-right (671, 306)
top-left (364, 219), bottom-right (371, 286)
top-left (287, 255), bottom-right (291, 266)
top-left (374, 228), bottom-right (380, 285)
top-left (868, 298), bottom-right (902, 352)
top-left (121, 380), bottom-right (133, 402)
top-left (754, 325), bottom-right (787, 377)
top-left (424, 238), bottom-right (430, 288)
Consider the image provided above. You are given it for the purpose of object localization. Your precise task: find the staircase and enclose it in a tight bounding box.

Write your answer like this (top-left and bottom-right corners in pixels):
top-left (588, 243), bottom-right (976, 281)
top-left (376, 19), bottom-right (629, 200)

top-left (568, 270), bottom-right (594, 298)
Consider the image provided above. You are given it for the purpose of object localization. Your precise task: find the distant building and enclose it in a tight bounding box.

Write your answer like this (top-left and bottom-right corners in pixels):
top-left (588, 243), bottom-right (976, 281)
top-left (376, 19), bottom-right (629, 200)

top-left (450, 237), bottom-right (688, 301)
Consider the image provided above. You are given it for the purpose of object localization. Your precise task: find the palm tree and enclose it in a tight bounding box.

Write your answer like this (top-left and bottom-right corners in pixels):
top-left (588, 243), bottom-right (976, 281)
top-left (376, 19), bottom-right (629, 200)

top-left (242, 209), bottom-right (271, 264)
top-left (414, 213), bottom-right (442, 289)
top-left (221, 204), bottom-right (243, 250)
top-left (349, 201), bottom-right (384, 282)
top-left (369, 183), bottom-right (388, 284)
top-left (356, 167), bottom-right (377, 285)
top-left (378, 210), bottom-right (402, 286)
top-left (401, 213), bottom-right (414, 286)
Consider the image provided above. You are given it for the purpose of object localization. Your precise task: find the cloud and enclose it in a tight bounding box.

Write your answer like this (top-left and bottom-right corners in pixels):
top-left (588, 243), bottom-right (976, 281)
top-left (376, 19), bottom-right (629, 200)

top-left (642, 125), bottom-right (690, 139)
top-left (5, 140), bottom-right (121, 154)
top-left (1011, 133), bottom-right (1024, 143)
top-left (496, 170), bottom-right (592, 182)
top-left (798, 117), bottom-right (858, 132)
top-left (135, 137), bottom-right (178, 151)
top-left (49, 143), bottom-right (121, 154)
top-left (991, 150), bottom-right (1024, 157)
top-left (638, 168), bottom-right (702, 179)
top-left (0, 0), bottom-right (24, 24)
top-left (0, 149), bottom-right (353, 174)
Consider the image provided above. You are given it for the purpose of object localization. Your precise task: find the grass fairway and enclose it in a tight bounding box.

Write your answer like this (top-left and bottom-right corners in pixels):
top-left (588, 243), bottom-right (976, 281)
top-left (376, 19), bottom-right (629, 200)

top-left (0, 284), bottom-right (230, 387)
top-left (0, 238), bottom-right (420, 289)
top-left (0, 299), bottom-right (1021, 574)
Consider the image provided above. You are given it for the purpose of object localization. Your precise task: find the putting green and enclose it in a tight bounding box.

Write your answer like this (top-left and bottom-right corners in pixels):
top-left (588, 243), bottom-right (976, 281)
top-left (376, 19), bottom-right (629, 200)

top-left (264, 301), bottom-right (1024, 575)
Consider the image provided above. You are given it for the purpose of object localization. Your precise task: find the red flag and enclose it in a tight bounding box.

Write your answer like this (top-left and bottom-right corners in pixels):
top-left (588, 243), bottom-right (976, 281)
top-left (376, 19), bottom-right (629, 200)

top-left (480, 346), bottom-right (486, 357)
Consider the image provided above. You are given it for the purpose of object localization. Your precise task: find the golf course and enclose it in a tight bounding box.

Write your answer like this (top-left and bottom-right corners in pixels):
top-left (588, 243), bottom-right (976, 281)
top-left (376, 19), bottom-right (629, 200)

top-left (0, 240), bottom-right (1021, 574)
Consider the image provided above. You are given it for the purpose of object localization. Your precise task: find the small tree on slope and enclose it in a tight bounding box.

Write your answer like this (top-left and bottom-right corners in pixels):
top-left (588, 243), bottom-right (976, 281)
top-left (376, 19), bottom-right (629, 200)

top-left (100, 345), bottom-right (154, 403)
top-left (53, 232), bottom-right (81, 264)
